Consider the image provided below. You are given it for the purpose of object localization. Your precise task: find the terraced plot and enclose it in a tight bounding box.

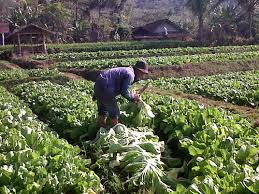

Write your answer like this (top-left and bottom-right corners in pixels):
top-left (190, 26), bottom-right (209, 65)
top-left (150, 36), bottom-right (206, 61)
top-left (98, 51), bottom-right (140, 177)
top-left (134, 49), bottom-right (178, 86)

top-left (34, 45), bottom-right (259, 61)
top-left (0, 86), bottom-right (102, 194)
top-left (145, 71), bottom-right (259, 107)
top-left (54, 51), bottom-right (259, 69)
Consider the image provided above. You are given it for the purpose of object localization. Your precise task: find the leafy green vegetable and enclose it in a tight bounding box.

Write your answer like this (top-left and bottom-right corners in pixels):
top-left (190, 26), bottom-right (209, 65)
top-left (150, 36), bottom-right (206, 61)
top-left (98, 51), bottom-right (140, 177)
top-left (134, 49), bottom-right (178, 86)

top-left (0, 86), bottom-right (102, 194)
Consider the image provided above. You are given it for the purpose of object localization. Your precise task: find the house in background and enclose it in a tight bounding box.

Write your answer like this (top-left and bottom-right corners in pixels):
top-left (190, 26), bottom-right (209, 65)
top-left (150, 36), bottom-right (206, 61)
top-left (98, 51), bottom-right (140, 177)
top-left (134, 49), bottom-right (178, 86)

top-left (132, 19), bottom-right (192, 41)
top-left (7, 24), bottom-right (54, 56)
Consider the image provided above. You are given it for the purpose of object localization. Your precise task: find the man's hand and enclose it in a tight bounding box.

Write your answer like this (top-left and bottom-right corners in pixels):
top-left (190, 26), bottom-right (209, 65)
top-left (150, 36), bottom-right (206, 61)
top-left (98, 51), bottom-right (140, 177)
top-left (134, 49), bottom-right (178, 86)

top-left (133, 93), bottom-right (140, 103)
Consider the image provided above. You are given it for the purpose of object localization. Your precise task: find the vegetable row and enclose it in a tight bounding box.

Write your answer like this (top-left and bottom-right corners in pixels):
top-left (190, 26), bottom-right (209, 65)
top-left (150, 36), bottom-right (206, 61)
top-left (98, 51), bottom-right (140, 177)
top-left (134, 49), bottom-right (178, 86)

top-left (144, 94), bottom-right (259, 194)
top-left (0, 86), bottom-right (102, 194)
top-left (0, 69), bottom-right (60, 82)
top-left (12, 80), bottom-right (174, 193)
top-left (47, 40), bottom-right (195, 53)
top-left (12, 80), bottom-right (96, 142)
top-left (54, 51), bottom-right (259, 69)
top-left (34, 45), bottom-right (259, 61)
top-left (11, 79), bottom-right (259, 193)
top-left (145, 70), bottom-right (259, 107)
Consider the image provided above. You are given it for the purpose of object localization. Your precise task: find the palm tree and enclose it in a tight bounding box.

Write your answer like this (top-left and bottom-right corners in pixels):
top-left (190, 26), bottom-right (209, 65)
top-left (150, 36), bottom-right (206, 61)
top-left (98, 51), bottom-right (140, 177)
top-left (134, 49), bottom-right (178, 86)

top-left (237, 0), bottom-right (259, 38)
top-left (186, 0), bottom-right (210, 42)
top-left (212, 0), bottom-right (259, 38)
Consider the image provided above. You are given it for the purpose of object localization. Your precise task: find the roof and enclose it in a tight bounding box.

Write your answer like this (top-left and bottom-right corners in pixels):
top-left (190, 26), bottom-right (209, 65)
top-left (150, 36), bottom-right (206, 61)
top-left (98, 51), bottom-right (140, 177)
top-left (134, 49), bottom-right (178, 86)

top-left (0, 23), bottom-right (10, 33)
top-left (7, 24), bottom-right (54, 39)
top-left (133, 19), bottom-right (189, 34)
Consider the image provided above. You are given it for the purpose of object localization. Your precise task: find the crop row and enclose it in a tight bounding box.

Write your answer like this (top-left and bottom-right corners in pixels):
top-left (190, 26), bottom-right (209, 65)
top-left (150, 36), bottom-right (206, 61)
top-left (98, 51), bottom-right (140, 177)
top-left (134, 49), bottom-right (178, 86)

top-left (54, 51), bottom-right (259, 69)
top-left (0, 69), bottom-right (60, 82)
top-left (11, 80), bottom-right (175, 193)
top-left (11, 79), bottom-right (259, 193)
top-left (47, 40), bottom-right (195, 53)
top-left (0, 86), bottom-right (102, 194)
top-left (12, 80), bottom-right (96, 142)
top-left (34, 45), bottom-right (259, 61)
top-left (144, 94), bottom-right (259, 194)
top-left (145, 70), bottom-right (259, 107)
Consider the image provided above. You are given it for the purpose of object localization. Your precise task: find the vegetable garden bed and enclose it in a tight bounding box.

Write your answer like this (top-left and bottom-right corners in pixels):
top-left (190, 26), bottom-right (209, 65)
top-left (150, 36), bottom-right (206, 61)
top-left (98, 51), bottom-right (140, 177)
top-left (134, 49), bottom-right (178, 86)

top-left (0, 86), bottom-right (102, 194)
top-left (34, 45), bottom-right (259, 62)
top-left (54, 51), bottom-right (259, 70)
top-left (144, 70), bottom-right (259, 107)
top-left (8, 79), bottom-right (259, 194)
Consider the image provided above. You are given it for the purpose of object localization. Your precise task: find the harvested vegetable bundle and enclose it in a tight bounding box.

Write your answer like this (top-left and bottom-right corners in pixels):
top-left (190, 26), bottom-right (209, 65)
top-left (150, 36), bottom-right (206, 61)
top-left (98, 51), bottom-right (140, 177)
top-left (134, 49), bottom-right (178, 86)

top-left (83, 124), bottom-right (173, 194)
top-left (120, 99), bottom-right (155, 127)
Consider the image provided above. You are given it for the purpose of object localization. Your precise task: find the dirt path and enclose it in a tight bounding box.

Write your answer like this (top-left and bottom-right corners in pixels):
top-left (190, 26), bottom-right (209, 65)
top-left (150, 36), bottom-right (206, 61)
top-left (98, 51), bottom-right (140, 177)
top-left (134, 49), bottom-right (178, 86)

top-left (61, 72), bottom-right (83, 80)
top-left (0, 60), bottom-right (21, 70)
top-left (65, 59), bottom-right (259, 81)
top-left (146, 87), bottom-right (259, 123)
top-left (3, 63), bottom-right (21, 69)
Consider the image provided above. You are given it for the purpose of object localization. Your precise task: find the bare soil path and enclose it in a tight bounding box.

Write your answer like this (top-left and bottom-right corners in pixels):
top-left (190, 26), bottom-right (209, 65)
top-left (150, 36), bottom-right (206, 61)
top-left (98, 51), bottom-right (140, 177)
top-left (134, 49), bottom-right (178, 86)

top-left (61, 72), bottom-right (83, 80)
top-left (0, 60), bottom-right (21, 70)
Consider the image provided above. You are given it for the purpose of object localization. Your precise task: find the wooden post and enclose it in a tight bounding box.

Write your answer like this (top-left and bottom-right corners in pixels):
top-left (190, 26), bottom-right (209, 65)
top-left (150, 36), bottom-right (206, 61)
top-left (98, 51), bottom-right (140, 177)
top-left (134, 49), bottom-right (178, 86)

top-left (43, 33), bottom-right (47, 54)
top-left (30, 34), bottom-right (34, 54)
top-left (17, 33), bottom-right (22, 56)
top-left (1, 33), bottom-right (4, 46)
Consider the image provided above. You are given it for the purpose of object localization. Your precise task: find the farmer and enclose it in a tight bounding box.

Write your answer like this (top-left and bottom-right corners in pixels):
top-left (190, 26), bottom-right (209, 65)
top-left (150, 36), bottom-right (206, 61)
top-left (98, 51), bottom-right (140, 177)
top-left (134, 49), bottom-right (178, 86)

top-left (93, 60), bottom-right (149, 127)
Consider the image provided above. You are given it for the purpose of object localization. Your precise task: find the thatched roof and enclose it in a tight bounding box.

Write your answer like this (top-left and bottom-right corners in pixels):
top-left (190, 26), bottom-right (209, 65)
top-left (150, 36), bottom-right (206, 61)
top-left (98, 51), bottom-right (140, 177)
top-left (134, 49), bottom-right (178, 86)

top-left (133, 19), bottom-right (189, 34)
top-left (7, 24), bottom-right (54, 39)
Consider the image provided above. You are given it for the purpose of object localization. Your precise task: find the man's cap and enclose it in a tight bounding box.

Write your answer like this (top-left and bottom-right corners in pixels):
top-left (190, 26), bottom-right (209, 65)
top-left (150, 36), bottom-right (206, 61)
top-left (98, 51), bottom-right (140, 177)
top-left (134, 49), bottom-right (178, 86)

top-left (134, 60), bottom-right (149, 74)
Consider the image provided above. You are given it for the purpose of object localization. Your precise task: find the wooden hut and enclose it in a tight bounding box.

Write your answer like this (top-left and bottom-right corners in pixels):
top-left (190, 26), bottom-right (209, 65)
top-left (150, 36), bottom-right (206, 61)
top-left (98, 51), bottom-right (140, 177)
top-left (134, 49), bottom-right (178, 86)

top-left (7, 24), bottom-right (54, 56)
top-left (132, 19), bottom-right (192, 41)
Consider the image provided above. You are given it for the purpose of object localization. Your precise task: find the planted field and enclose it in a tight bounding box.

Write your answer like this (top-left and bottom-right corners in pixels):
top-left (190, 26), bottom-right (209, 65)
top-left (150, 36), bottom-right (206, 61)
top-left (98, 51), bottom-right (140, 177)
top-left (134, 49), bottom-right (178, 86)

top-left (9, 79), bottom-right (259, 193)
top-left (1, 42), bottom-right (259, 194)
top-left (146, 71), bottom-right (259, 107)
top-left (0, 86), bottom-right (102, 193)
top-left (34, 45), bottom-right (259, 61)
top-left (0, 69), bottom-right (60, 81)
top-left (47, 40), bottom-right (194, 53)
top-left (54, 51), bottom-right (259, 69)
top-left (12, 80), bottom-right (96, 141)
top-left (144, 94), bottom-right (259, 194)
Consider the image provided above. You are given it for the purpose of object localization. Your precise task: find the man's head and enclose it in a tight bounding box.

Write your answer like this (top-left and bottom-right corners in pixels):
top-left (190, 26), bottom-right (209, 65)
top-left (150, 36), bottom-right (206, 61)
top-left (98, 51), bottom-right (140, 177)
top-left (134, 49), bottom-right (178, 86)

top-left (133, 60), bottom-right (149, 81)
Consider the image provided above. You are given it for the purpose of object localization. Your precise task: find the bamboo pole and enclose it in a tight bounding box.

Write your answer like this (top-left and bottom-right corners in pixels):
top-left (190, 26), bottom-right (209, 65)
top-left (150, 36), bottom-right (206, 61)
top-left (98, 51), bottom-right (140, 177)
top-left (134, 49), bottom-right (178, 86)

top-left (1, 33), bottom-right (4, 46)
top-left (30, 34), bottom-right (34, 54)
top-left (43, 33), bottom-right (47, 54)
top-left (17, 34), bottom-right (22, 56)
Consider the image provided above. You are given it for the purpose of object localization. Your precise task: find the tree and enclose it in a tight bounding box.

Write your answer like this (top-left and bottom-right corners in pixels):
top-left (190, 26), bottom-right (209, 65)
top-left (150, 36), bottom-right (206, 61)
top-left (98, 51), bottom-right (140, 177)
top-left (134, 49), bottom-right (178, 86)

top-left (213, 0), bottom-right (259, 38)
top-left (6, 0), bottom-right (39, 28)
top-left (236, 0), bottom-right (259, 38)
top-left (38, 2), bottom-right (72, 32)
top-left (186, 0), bottom-right (210, 42)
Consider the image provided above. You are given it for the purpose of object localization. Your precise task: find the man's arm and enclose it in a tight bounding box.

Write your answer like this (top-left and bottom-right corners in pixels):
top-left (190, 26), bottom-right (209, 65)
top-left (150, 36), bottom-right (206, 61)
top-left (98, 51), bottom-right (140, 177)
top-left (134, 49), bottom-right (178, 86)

top-left (121, 74), bottom-right (134, 101)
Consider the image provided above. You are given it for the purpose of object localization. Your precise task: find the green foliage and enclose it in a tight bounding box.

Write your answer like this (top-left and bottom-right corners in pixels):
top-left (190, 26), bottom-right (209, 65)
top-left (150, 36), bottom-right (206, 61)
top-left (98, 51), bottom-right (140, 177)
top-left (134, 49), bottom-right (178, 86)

top-left (0, 69), bottom-right (60, 81)
top-left (84, 124), bottom-right (172, 194)
top-left (146, 70), bottom-right (259, 107)
top-left (0, 86), bottom-right (102, 193)
top-left (143, 94), bottom-right (258, 194)
top-left (39, 2), bottom-right (72, 32)
top-left (34, 45), bottom-right (259, 61)
top-left (54, 50), bottom-right (259, 69)
top-left (47, 40), bottom-right (196, 53)
top-left (12, 80), bottom-right (96, 142)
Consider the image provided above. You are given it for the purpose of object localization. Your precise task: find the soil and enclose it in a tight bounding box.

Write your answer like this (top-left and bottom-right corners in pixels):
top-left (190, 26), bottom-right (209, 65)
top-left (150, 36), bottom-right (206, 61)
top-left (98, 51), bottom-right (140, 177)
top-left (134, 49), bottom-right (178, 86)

top-left (146, 87), bottom-right (259, 124)
top-left (63, 59), bottom-right (259, 81)
top-left (4, 63), bottom-right (21, 69)
top-left (61, 72), bottom-right (83, 80)
top-left (10, 58), bottom-right (53, 69)
top-left (0, 60), bottom-right (21, 70)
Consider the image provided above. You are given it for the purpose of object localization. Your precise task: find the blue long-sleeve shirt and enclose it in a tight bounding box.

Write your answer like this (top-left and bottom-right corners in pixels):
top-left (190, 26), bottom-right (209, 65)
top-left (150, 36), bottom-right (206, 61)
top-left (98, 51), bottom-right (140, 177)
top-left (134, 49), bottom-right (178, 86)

top-left (94, 67), bottom-right (135, 101)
